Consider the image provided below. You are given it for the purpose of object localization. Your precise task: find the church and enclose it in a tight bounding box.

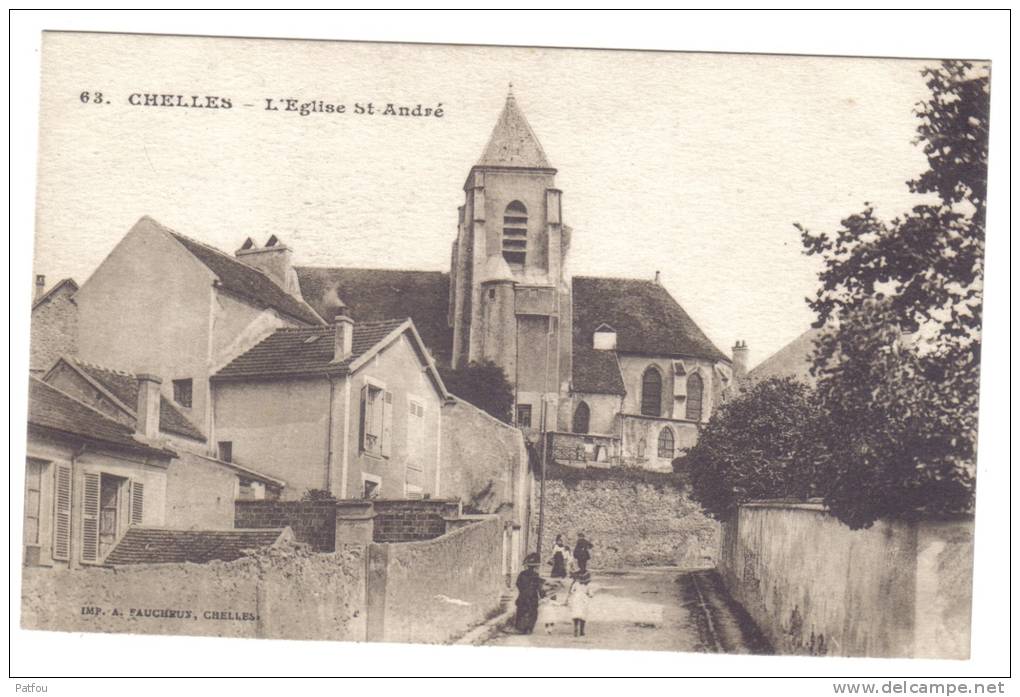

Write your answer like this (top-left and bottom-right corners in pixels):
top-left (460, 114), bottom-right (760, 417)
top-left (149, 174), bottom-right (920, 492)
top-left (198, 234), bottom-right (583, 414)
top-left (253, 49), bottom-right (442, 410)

top-left (298, 89), bottom-right (742, 472)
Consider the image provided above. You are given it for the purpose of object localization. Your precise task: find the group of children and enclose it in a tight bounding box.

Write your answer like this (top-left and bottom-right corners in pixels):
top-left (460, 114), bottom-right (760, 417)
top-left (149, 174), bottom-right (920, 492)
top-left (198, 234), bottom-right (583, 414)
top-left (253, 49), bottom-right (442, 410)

top-left (538, 570), bottom-right (595, 637)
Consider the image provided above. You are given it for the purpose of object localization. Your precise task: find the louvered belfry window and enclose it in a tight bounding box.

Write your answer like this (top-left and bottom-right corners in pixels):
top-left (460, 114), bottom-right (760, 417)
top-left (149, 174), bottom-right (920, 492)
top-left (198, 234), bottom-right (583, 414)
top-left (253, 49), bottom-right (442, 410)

top-left (502, 200), bottom-right (528, 270)
top-left (686, 373), bottom-right (704, 422)
top-left (641, 366), bottom-right (663, 417)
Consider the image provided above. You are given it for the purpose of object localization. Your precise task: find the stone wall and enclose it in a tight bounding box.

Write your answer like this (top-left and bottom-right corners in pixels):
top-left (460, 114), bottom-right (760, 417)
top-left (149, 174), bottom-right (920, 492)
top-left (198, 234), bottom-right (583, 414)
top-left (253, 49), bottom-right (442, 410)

top-left (21, 544), bottom-right (366, 641)
top-left (718, 501), bottom-right (974, 659)
top-left (234, 500), bottom-right (338, 551)
top-left (532, 471), bottom-right (720, 569)
top-left (366, 516), bottom-right (504, 644)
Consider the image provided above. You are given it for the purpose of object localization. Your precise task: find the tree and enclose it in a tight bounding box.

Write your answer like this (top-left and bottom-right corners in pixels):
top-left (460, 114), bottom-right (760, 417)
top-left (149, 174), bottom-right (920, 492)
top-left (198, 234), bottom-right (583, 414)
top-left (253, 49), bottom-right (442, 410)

top-left (799, 61), bottom-right (988, 370)
top-left (686, 377), bottom-right (825, 521)
top-left (438, 360), bottom-right (515, 424)
top-left (301, 489), bottom-right (336, 502)
top-left (810, 301), bottom-right (977, 529)
top-left (796, 60), bottom-right (987, 527)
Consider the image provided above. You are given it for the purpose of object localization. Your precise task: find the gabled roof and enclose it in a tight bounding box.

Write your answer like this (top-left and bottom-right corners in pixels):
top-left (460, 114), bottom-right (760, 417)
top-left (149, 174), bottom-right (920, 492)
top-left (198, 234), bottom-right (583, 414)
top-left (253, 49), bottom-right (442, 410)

top-left (476, 90), bottom-right (552, 169)
top-left (59, 358), bottom-right (206, 441)
top-left (749, 328), bottom-right (821, 385)
top-left (31, 278), bottom-right (78, 311)
top-left (296, 267), bottom-right (452, 363)
top-left (104, 527), bottom-right (290, 565)
top-left (141, 218), bottom-right (323, 326)
top-left (571, 276), bottom-right (728, 394)
top-left (27, 378), bottom-right (174, 457)
top-left (214, 318), bottom-right (424, 381)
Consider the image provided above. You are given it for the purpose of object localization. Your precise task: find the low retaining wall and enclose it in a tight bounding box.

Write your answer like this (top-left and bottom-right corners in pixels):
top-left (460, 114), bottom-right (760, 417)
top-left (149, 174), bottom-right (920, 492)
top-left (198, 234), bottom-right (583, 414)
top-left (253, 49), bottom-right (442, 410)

top-left (366, 515), bottom-right (504, 644)
top-left (719, 502), bottom-right (974, 659)
top-left (533, 474), bottom-right (720, 569)
top-left (21, 545), bottom-right (366, 641)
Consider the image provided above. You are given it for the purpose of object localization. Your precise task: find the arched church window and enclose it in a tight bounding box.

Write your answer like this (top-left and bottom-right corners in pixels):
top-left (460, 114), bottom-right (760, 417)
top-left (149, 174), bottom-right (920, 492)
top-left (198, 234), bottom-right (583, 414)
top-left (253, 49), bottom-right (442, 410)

top-left (686, 373), bottom-right (704, 421)
top-left (502, 201), bottom-right (528, 270)
top-left (641, 366), bottom-right (662, 417)
top-left (657, 427), bottom-right (675, 459)
top-left (572, 401), bottom-right (590, 434)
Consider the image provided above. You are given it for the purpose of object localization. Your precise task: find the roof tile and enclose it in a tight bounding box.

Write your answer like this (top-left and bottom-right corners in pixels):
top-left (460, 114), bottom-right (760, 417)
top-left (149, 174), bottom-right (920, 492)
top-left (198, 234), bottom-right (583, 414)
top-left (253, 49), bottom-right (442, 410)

top-left (214, 319), bottom-right (408, 380)
top-left (104, 527), bottom-right (287, 565)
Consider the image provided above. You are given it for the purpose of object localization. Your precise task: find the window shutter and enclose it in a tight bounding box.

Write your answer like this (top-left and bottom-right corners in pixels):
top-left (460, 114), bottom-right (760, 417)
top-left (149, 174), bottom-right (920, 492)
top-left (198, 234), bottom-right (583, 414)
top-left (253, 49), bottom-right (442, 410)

top-left (81, 472), bottom-right (100, 563)
top-left (381, 391), bottom-right (393, 458)
top-left (52, 464), bottom-right (72, 561)
top-left (359, 385), bottom-right (370, 451)
top-left (130, 481), bottom-right (144, 525)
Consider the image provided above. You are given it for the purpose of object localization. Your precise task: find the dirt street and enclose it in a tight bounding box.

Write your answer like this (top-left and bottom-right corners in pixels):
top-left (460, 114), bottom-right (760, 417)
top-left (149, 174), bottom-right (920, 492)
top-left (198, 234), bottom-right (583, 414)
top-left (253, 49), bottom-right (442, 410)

top-left (481, 568), bottom-right (772, 654)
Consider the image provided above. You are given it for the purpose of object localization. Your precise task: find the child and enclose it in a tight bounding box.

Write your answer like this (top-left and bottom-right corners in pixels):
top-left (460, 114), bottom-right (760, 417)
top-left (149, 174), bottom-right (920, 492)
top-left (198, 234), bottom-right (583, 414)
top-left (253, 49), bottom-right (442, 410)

top-left (537, 578), bottom-right (566, 635)
top-left (568, 570), bottom-right (595, 637)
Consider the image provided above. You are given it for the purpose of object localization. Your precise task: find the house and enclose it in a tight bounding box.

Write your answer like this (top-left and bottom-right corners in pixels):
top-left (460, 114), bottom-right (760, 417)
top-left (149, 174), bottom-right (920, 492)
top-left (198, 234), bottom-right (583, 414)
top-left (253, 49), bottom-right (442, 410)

top-left (212, 312), bottom-right (449, 500)
top-left (24, 377), bottom-right (175, 567)
top-left (70, 217), bottom-right (324, 442)
top-left (29, 276), bottom-right (78, 374)
top-left (40, 356), bottom-right (286, 528)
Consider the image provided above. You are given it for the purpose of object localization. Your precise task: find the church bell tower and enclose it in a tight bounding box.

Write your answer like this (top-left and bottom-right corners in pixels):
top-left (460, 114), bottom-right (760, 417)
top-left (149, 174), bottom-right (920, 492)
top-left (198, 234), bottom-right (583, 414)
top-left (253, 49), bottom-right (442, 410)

top-left (448, 87), bottom-right (572, 434)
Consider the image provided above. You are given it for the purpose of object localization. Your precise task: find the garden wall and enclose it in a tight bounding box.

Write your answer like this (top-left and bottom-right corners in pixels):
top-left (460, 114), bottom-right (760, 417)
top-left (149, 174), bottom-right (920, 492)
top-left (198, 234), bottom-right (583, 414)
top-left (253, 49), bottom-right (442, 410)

top-left (21, 545), bottom-right (366, 641)
top-left (532, 468), bottom-right (720, 569)
top-left (719, 501), bottom-right (974, 659)
top-left (365, 515), bottom-right (504, 644)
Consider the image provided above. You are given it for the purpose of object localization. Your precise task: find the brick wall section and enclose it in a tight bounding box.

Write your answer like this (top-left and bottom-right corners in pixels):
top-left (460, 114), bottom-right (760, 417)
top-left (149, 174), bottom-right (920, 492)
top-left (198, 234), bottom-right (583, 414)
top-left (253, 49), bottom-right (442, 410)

top-left (371, 499), bottom-right (459, 543)
top-left (30, 285), bottom-right (78, 373)
top-left (234, 500), bottom-right (337, 552)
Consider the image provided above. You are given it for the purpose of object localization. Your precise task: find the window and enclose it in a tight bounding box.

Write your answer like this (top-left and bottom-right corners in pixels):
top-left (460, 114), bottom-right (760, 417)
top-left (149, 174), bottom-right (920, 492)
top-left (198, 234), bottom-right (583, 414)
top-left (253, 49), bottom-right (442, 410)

top-left (217, 441), bottom-right (233, 463)
top-left (572, 401), bottom-right (590, 434)
top-left (172, 378), bottom-right (193, 408)
top-left (502, 201), bottom-right (528, 270)
top-left (516, 404), bottom-right (532, 429)
top-left (686, 373), bottom-right (704, 421)
top-left (407, 399), bottom-right (425, 471)
top-left (641, 366), bottom-right (663, 417)
top-left (24, 459), bottom-right (44, 546)
top-left (657, 427), bottom-right (675, 459)
top-left (360, 383), bottom-right (393, 457)
top-left (362, 473), bottom-right (382, 500)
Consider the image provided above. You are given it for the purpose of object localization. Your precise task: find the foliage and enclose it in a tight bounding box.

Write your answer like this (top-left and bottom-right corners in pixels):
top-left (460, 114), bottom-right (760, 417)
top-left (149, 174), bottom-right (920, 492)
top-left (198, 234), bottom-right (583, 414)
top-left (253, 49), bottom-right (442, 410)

top-left (544, 461), bottom-right (687, 491)
top-left (686, 377), bottom-right (825, 520)
top-left (798, 61), bottom-right (988, 370)
top-left (438, 360), bottom-right (515, 424)
top-left (301, 488), bottom-right (336, 502)
top-left (810, 302), bottom-right (977, 529)
top-left (791, 60), bottom-right (986, 528)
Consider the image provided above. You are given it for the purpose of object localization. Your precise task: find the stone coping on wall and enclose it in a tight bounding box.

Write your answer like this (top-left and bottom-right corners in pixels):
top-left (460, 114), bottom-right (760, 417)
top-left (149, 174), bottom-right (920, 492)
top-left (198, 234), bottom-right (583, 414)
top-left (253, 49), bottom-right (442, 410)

top-left (739, 499), bottom-right (975, 521)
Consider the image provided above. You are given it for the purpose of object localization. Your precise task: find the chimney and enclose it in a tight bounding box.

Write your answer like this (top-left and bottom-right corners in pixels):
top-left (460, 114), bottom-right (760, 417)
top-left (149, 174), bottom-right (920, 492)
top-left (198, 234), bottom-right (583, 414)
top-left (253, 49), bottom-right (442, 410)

top-left (234, 235), bottom-right (301, 297)
top-left (732, 340), bottom-right (749, 382)
top-left (654, 271), bottom-right (661, 285)
top-left (332, 309), bottom-right (354, 362)
top-left (34, 274), bottom-right (45, 301)
top-left (135, 374), bottom-right (162, 440)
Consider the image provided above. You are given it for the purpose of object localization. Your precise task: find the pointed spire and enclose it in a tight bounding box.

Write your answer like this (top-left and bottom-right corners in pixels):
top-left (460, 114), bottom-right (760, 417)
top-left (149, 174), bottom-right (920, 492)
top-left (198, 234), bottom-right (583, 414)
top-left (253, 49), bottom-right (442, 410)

top-left (477, 86), bottom-right (551, 169)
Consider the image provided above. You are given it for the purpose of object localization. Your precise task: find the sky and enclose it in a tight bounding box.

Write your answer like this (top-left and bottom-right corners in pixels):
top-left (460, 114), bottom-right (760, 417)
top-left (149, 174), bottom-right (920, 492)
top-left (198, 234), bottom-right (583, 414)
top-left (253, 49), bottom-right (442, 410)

top-left (33, 33), bottom-right (940, 367)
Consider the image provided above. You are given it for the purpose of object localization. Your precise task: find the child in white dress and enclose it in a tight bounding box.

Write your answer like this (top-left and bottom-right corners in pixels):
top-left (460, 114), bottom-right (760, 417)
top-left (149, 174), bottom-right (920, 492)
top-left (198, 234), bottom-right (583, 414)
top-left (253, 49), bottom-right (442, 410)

top-left (537, 578), bottom-right (567, 635)
top-left (568, 570), bottom-right (595, 637)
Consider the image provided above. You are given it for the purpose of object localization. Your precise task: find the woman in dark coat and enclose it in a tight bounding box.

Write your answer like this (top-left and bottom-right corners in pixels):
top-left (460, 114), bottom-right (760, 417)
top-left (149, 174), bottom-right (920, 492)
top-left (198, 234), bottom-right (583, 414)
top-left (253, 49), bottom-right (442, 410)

top-left (514, 553), bottom-right (543, 634)
top-left (573, 533), bottom-right (594, 573)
